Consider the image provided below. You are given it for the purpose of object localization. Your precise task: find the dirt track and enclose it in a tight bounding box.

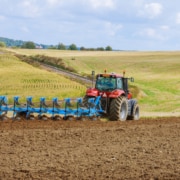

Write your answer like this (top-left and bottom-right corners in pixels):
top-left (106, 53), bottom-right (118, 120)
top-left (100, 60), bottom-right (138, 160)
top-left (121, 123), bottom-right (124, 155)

top-left (0, 117), bottom-right (179, 180)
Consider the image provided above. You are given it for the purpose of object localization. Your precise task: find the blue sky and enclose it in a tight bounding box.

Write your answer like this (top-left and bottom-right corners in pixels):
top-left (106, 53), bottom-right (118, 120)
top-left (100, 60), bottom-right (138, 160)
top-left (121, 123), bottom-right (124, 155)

top-left (0, 0), bottom-right (180, 50)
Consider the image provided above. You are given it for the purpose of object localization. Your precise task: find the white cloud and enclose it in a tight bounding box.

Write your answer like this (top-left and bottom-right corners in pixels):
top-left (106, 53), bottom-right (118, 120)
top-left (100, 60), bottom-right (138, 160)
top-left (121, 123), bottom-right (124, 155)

top-left (21, 26), bottom-right (30, 33)
top-left (176, 13), bottom-right (180, 24)
top-left (138, 28), bottom-right (165, 40)
top-left (133, 0), bottom-right (144, 8)
top-left (0, 15), bottom-right (5, 21)
top-left (138, 3), bottom-right (163, 19)
top-left (144, 28), bottom-right (156, 37)
top-left (105, 22), bottom-right (123, 36)
top-left (160, 25), bottom-right (169, 30)
top-left (19, 0), bottom-right (41, 18)
top-left (46, 0), bottom-right (58, 5)
top-left (89, 0), bottom-right (115, 9)
top-left (46, 0), bottom-right (62, 7)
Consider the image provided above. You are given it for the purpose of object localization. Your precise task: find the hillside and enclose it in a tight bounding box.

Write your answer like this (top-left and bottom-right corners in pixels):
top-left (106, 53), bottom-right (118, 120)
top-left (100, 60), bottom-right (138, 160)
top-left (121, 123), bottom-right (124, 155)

top-left (2, 48), bottom-right (180, 115)
top-left (0, 54), bottom-right (86, 103)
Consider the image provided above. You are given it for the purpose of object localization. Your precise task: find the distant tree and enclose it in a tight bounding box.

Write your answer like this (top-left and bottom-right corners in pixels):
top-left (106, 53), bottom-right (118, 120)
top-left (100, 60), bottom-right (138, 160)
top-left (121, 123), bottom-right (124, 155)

top-left (105, 46), bottom-right (112, 51)
top-left (89, 48), bottom-right (95, 51)
top-left (68, 43), bottom-right (78, 50)
top-left (48, 45), bottom-right (57, 49)
top-left (58, 43), bottom-right (66, 50)
top-left (21, 41), bottom-right (36, 49)
top-left (97, 47), bottom-right (104, 51)
top-left (0, 37), bottom-right (24, 47)
top-left (80, 46), bottom-right (86, 51)
top-left (0, 41), bottom-right (6, 47)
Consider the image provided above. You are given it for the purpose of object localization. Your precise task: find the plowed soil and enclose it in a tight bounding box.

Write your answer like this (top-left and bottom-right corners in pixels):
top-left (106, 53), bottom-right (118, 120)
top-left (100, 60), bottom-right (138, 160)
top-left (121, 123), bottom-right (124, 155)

top-left (0, 117), bottom-right (179, 180)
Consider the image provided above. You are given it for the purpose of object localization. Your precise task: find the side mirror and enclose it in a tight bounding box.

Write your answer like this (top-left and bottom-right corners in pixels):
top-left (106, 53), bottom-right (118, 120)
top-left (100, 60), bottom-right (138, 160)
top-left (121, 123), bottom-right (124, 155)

top-left (130, 77), bottom-right (134, 82)
top-left (92, 70), bottom-right (95, 76)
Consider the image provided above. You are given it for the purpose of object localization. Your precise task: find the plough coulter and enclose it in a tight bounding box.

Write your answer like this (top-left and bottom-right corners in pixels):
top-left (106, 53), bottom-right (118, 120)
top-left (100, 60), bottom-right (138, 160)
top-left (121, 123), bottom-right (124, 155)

top-left (0, 95), bottom-right (104, 120)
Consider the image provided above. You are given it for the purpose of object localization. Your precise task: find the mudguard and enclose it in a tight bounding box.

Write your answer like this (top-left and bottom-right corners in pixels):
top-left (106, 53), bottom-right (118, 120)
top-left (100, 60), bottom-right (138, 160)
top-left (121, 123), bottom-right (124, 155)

top-left (108, 89), bottom-right (125, 98)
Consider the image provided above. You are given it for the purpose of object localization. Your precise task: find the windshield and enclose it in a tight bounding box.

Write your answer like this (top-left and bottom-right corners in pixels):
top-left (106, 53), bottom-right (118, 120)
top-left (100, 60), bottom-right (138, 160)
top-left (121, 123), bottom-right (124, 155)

top-left (95, 77), bottom-right (117, 91)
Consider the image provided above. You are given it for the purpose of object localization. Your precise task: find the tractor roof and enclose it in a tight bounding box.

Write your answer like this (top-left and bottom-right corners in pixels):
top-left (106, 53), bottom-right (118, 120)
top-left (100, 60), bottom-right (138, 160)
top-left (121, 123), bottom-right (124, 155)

top-left (96, 73), bottom-right (123, 78)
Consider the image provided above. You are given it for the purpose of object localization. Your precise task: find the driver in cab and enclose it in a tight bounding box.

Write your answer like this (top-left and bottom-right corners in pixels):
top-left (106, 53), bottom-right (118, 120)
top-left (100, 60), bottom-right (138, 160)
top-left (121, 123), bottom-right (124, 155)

top-left (106, 78), bottom-right (114, 88)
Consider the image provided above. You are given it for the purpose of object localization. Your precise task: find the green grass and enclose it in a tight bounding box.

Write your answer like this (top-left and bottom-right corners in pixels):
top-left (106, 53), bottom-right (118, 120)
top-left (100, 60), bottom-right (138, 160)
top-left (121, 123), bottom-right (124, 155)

top-left (3, 48), bottom-right (180, 113)
top-left (0, 54), bottom-right (86, 103)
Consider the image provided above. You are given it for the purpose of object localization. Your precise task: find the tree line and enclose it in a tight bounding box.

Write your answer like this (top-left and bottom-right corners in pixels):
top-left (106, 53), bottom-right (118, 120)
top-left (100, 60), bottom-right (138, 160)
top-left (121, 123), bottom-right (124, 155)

top-left (0, 37), bottom-right (113, 51)
top-left (50, 43), bottom-right (112, 51)
top-left (21, 42), bottom-right (112, 51)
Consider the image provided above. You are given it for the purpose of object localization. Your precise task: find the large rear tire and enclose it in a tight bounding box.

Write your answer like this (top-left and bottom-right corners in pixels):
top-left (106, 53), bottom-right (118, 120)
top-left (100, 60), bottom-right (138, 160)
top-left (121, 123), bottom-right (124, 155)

top-left (129, 103), bottom-right (140, 120)
top-left (109, 96), bottom-right (128, 121)
top-left (127, 101), bottom-right (140, 120)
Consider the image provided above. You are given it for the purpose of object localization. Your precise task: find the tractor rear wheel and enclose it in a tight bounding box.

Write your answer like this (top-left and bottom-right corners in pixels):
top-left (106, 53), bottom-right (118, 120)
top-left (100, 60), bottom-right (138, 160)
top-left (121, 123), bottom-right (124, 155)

top-left (128, 103), bottom-right (139, 120)
top-left (109, 96), bottom-right (128, 121)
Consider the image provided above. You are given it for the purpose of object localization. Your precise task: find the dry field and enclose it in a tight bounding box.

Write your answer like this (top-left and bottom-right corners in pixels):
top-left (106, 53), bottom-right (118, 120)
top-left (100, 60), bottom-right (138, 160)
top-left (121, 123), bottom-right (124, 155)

top-left (0, 117), bottom-right (179, 180)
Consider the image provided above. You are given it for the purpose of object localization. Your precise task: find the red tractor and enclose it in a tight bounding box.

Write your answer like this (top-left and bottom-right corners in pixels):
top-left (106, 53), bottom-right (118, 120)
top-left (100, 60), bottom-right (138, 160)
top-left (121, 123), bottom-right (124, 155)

top-left (83, 71), bottom-right (139, 121)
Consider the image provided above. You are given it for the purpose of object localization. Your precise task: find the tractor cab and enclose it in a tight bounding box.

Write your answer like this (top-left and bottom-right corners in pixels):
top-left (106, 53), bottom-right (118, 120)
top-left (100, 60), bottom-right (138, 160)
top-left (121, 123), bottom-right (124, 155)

top-left (95, 74), bottom-right (122, 91)
top-left (94, 72), bottom-right (134, 99)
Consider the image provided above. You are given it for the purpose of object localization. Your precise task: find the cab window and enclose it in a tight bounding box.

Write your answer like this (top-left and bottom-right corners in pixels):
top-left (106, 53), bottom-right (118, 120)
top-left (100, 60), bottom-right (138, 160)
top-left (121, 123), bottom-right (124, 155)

top-left (117, 78), bottom-right (123, 89)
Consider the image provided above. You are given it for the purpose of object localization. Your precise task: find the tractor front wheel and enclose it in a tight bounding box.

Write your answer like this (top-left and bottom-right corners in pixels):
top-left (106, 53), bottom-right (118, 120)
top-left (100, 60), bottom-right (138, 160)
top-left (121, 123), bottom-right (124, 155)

top-left (109, 96), bottom-right (128, 121)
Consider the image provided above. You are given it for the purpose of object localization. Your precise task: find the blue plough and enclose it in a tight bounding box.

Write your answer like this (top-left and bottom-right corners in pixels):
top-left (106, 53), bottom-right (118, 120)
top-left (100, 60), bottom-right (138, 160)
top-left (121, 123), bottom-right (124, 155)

top-left (0, 95), bottom-right (104, 120)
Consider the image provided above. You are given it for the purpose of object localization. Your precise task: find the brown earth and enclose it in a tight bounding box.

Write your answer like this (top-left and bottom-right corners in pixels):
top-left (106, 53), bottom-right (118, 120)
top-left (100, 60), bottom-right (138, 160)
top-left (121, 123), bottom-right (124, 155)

top-left (0, 117), bottom-right (179, 180)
